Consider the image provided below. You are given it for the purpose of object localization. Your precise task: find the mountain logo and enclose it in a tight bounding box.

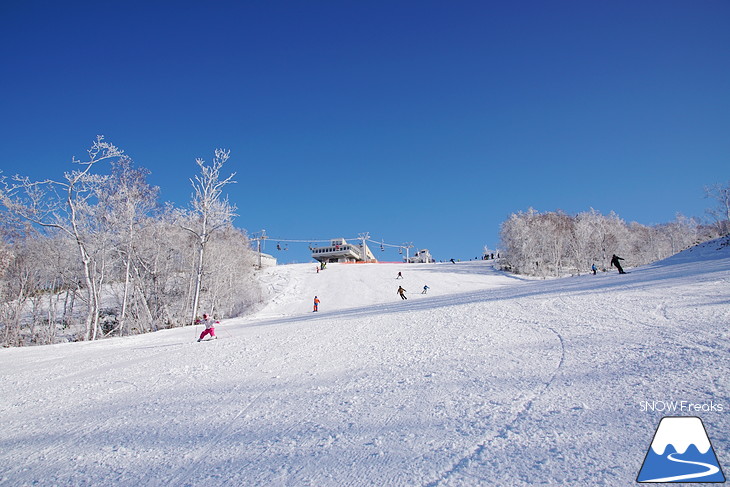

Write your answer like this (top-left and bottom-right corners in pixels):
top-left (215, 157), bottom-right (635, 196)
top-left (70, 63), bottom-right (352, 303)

top-left (637, 416), bottom-right (725, 483)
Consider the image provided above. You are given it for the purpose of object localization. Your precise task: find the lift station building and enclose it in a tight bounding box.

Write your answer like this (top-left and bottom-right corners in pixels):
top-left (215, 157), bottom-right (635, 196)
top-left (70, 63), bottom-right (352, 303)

top-left (311, 238), bottom-right (376, 264)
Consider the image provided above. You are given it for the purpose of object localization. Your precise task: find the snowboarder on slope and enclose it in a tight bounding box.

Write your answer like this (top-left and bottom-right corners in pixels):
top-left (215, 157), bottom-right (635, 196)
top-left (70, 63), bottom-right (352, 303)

top-left (397, 286), bottom-right (407, 300)
top-left (197, 314), bottom-right (218, 342)
top-left (610, 254), bottom-right (626, 274)
top-left (422, 285), bottom-right (429, 294)
top-left (313, 296), bottom-right (320, 312)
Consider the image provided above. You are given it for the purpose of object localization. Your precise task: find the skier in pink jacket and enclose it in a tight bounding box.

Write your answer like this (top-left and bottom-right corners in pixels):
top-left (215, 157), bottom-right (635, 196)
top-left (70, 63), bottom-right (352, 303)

top-left (197, 314), bottom-right (218, 341)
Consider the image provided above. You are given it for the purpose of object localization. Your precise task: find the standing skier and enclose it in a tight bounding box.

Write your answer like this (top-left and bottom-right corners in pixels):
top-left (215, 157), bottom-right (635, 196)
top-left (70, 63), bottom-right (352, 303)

top-left (422, 285), bottom-right (430, 294)
top-left (591, 263), bottom-right (597, 275)
top-left (313, 296), bottom-right (320, 312)
top-left (610, 254), bottom-right (626, 274)
top-left (396, 271), bottom-right (403, 279)
top-left (397, 286), bottom-right (407, 300)
top-left (197, 314), bottom-right (218, 342)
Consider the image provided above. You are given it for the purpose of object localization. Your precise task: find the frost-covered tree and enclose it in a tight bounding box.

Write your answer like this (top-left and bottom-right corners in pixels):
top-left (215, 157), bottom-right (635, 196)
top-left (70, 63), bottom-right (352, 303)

top-left (705, 181), bottom-right (730, 235)
top-left (179, 149), bottom-right (237, 326)
top-left (573, 209), bottom-right (607, 271)
top-left (98, 158), bottom-right (159, 336)
top-left (124, 210), bottom-right (192, 331)
top-left (0, 227), bottom-right (79, 345)
top-left (196, 226), bottom-right (261, 318)
top-left (0, 231), bottom-right (13, 280)
top-left (0, 136), bottom-right (124, 340)
top-left (0, 140), bottom-right (261, 347)
top-left (500, 208), bottom-right (540, 275)
top-left (499, 208), bottom-right (710, 277)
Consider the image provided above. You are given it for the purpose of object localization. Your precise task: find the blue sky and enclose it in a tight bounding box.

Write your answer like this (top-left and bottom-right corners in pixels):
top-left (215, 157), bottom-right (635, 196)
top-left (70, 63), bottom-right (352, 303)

top-left (1, 1), bottom-right (728, 264)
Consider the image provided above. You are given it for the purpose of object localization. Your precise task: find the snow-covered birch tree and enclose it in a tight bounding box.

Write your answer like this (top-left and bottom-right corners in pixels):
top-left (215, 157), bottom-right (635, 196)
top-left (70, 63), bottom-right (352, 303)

top-left (0, 136), bottom-right (124, 340)
top-left (705, 181), bottom-right (730, 235)
top-left (180, 149), bottom-right (237, 326)
top-left (99, 158), bottom-right (159, 336)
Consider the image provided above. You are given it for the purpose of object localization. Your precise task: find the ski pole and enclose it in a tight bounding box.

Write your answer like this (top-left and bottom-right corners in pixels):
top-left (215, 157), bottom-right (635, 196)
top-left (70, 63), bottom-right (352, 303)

top-left (221, 322), bottom-right (233, 338)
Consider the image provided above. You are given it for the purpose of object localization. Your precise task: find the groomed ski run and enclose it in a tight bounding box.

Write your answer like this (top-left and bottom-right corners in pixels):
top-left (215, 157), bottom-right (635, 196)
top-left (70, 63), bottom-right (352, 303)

top-left (0, 238), bottom-right (728, 486)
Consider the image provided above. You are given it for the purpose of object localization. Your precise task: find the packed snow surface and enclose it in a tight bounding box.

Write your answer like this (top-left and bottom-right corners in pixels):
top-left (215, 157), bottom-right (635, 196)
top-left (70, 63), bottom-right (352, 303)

top-left (1, 239), bottom-right (729, 486)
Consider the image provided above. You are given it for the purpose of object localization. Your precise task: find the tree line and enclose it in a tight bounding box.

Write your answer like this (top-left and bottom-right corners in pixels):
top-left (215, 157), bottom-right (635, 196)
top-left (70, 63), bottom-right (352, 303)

top-left (499, 206), bottom-right (726, 277)
top-left (0, 137), bottom-right (261, 347)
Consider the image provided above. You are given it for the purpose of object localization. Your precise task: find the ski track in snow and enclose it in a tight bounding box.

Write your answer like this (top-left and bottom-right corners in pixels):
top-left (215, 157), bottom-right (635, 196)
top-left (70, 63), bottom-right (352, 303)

top-left (424, 299), bottom-right (568, 487)
top-left (1, 239), bottom-right (729, 486)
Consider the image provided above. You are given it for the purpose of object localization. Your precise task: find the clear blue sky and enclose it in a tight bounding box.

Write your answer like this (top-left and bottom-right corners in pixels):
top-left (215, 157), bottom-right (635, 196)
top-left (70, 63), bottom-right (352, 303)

top-left (1, 1), bottom-right (728, 264)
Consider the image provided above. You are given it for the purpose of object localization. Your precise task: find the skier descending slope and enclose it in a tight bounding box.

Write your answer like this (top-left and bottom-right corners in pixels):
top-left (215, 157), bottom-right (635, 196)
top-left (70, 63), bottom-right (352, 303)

top-left (397, 286), bottom-right (407, 300)
top-left (196, 314), bottom-right (218, 342)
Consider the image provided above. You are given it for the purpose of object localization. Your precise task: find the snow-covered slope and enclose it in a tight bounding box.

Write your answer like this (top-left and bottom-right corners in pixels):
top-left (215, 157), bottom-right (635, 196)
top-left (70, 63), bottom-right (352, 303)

top-left (255, 260), bottom-right (520, 317)
top-left (1, 239), bottom-right (728, 486)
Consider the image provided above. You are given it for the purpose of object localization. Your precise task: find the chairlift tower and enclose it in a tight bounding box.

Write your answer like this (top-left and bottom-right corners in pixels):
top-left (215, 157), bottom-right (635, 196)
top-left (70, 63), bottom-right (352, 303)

top-left (402, 242), bottom-right (414, 262)
top-left (251, 229), bottom-right (268, 269)
top-left (358, 232), bottom-right (370, 261)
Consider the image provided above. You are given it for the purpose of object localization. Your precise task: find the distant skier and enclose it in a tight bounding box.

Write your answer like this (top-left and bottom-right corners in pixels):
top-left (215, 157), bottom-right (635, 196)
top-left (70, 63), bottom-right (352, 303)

top-left (397, 286), bottom-right (407, 300)
top-left (450, 258), bottom-right (456, 264)
top-left (313, 296), bottom-right (320, 312)
top-left (197, 314), bottom-right (218, 342)
top-left (422, 285), bottom-right (429, 294)
top-left (610, 254), bottom-right (626, 274)
top-left (591, 263), bottom-right (597, 275)
top-left (396, 271), bottom-right (403, 279)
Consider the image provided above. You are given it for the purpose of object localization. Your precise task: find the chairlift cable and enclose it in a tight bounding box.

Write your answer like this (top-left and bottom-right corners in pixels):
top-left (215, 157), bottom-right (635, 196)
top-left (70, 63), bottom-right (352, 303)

top-left (251, 234), bottom-right (416, 252)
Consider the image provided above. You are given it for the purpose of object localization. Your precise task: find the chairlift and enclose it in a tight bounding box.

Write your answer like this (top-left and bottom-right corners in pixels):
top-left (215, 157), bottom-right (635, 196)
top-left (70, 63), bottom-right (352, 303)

top-left (380, 240), bottom-right (385, 251)
top-left (277, 243), bottom-right (282, 251)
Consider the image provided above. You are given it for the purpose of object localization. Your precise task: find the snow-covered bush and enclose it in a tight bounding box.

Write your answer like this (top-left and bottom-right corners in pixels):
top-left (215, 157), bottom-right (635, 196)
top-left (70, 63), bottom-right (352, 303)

top-left (499, 208), bottom-right (720, 277)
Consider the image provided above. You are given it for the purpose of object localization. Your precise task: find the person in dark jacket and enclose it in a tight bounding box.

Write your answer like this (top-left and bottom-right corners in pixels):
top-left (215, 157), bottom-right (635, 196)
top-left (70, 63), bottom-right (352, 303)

top-left (610, 254), bottom-right (626, 274)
